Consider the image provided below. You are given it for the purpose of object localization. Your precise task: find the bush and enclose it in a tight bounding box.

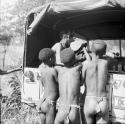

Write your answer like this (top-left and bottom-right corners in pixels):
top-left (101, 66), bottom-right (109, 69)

top-left (1, 73), bottom-right (41, 124)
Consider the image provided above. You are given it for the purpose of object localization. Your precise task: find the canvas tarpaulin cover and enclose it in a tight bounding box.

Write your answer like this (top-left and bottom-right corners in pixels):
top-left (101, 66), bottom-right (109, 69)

top-left (27, 0), bottom-right (125, 33)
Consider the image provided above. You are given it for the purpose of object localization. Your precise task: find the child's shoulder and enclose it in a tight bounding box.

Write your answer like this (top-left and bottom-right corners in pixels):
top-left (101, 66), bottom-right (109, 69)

top-left (73, 63), bottom-right (82, 71)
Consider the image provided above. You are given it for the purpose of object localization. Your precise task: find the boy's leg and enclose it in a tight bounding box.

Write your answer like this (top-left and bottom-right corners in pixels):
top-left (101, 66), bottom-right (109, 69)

top-left (39, 113), bottom-right (46, 124)
top-left (54, 106), bottom-right (70, 124)
top-left (46, 106), bottom-right (56, 124)
top-left (84, 112), bottom-right (94, 124)
top-left (96, 97), bottom-right (109, 124)
top-left (83, 97), bottom-right (95, 124)
top-left (68, 107), bottom-right (81, 124)
top-left (54, 111), bottom-right (64, 124)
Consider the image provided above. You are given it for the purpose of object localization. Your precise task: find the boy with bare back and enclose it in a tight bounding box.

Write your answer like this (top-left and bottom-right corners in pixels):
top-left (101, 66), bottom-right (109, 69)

top-left (37, 48), bottom-right (59, 124)
top-left (82, 40), bottom-right (109, 124)
top-left (54, 48), bottom-right (82, 124)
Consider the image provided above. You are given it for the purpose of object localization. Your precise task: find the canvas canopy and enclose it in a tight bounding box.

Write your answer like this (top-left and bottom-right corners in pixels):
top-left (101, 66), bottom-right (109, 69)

top-left (27, 0), bottom-right (125, 35)
top-left (25, 0), bottom-right (125, 67)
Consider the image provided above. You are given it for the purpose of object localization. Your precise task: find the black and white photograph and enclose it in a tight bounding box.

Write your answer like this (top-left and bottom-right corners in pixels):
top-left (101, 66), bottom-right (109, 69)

top-left (0, 0), bottom-right (125, 124)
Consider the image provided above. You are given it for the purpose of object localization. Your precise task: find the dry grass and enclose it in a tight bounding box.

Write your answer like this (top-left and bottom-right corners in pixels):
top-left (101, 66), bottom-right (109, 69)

top-left (1, 73), bottom-right (41, 124)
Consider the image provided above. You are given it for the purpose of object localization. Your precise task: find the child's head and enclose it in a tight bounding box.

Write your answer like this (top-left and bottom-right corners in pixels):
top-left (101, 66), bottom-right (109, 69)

top-left (91, 40), bottom-right (107, 56)
top-left (60, 48), bottom-right (75, 67)
top-left (38, 48), bottom-right (55, 66)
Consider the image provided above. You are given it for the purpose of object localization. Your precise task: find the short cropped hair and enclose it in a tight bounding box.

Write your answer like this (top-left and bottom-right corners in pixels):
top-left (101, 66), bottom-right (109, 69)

top-left (91, 40), bottom-right (107, 56)
top-left (60, 48), bottom-right (75, 66)
top-left (38, 48), bottom-right (55, 63)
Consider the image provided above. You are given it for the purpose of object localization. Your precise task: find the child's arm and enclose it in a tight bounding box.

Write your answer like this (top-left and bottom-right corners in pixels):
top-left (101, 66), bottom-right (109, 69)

top-left (83, 47), bottom-right (91, 61)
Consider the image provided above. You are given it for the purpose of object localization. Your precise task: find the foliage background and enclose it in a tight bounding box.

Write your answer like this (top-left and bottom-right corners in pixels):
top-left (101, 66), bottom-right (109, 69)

top-left (0, 0), bottom-right (48, 69)
top-left (0, 0), bottom-right (47, 123)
